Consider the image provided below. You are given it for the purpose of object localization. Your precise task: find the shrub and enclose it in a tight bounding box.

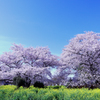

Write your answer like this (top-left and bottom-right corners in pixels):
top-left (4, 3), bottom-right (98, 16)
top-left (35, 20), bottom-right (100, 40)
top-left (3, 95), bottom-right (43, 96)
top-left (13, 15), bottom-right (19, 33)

top-left (53, 85), bottom-right (62, 89)
top-left (33, 81), bottom-right (44, 88)
top-left (46, 85), bottom-right (63, 89)
top-left (13, 76), bottom-right (31, 88)
top-left (13, 76), bottom-right (26, 88)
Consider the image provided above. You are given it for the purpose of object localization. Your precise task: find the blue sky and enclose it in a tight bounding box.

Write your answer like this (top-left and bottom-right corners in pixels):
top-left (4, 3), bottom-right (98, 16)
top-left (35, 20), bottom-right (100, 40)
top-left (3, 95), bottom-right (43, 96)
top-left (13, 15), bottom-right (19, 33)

top-left (0, 0), bottom-right (100, 56)
top-left (0, 0), bottom-right (100, 77)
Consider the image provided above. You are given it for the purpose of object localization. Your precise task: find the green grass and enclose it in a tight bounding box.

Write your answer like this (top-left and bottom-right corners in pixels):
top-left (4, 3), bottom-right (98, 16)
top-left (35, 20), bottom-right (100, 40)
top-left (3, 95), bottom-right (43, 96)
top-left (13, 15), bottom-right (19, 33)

top-left (0, 85), bottom-right (100, 100)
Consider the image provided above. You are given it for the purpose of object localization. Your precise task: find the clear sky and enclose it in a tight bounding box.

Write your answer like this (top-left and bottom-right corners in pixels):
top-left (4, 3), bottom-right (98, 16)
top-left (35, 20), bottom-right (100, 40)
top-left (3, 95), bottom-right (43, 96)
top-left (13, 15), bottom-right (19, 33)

top-left (0, 0), bottom-right (100, 56)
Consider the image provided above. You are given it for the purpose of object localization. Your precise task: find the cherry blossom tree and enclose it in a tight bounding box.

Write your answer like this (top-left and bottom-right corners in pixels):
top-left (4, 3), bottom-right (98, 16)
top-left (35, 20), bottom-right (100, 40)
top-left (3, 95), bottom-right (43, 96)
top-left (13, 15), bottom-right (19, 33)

top-left (51, 67), bottom-right (73, 86)
top-left (61, 31), bottom-right (100, 87)
top-left (0, 43), bottom-right (61, 85)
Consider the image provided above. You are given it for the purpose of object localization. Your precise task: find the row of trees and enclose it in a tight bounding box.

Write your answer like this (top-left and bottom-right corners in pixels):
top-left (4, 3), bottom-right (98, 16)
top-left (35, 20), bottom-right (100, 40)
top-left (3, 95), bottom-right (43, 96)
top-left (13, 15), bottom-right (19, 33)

top-left (1, 31), bottom-right (100, 88)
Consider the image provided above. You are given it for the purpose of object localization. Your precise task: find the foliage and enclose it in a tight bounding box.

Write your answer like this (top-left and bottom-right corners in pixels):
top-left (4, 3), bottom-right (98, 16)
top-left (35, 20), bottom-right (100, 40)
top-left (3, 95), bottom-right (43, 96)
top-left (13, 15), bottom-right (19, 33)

top-left (1, 31), bottom-right (100, 88)
top-left (51, 67), bottom-right (71, 85)
top-left (0, 43), bottom-right (61, 86)
top-left (47, 85), bottom-right (62, 89)
top-left (61, 31), bottom-right (100, 87)
top-left (33, 81), bottom-right (44, 88)
top-left (1, 85), bottom-right (100, 100)
top-left (13, 76), bottom-right (26, 88)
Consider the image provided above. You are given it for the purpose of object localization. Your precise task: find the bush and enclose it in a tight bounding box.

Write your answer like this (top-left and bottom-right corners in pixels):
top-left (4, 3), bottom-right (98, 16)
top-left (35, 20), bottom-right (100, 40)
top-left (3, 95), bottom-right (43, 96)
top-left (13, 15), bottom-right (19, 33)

top-left (13, 76), bottom-right (31, 88)
top-left (13, 76), bottom-right (26, 88)
top-left (47, 85), bottom-right (62, 89)
top-left (34, 81), bottom-right (44, 88)
top-left (53, 85), bottom-right (62, 89)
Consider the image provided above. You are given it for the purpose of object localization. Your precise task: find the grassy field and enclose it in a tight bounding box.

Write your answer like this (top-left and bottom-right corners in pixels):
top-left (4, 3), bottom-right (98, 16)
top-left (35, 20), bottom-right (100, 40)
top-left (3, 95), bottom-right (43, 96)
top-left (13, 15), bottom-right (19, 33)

top-left (0, 85), bottom-right (100, 100)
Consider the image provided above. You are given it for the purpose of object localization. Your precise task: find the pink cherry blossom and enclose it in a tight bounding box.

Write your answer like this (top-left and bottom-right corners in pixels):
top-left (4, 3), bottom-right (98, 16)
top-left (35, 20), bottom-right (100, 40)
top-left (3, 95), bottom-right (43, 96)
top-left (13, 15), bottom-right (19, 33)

top-left (61, 31), bottom-right (100, 86)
